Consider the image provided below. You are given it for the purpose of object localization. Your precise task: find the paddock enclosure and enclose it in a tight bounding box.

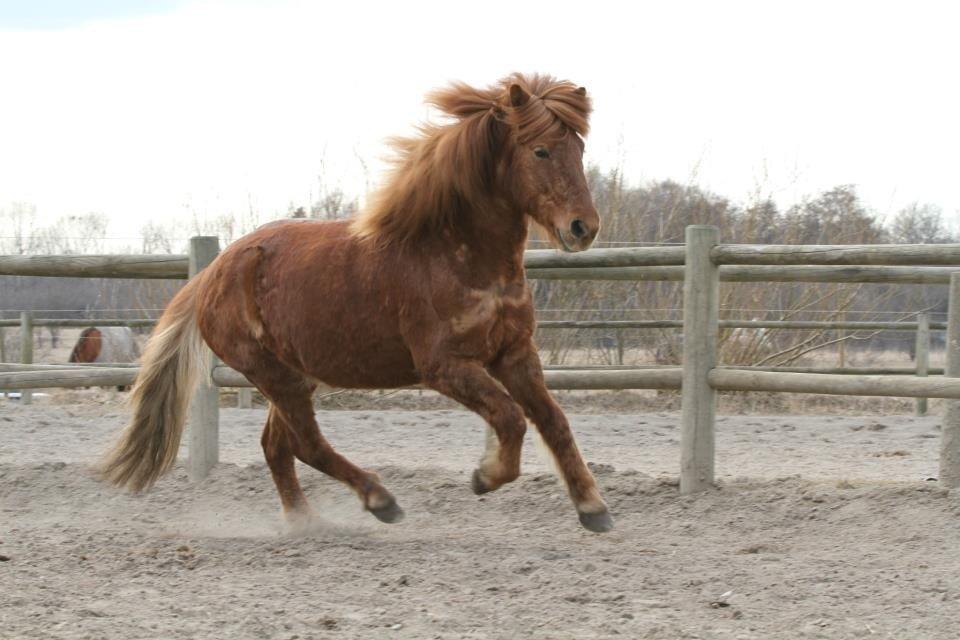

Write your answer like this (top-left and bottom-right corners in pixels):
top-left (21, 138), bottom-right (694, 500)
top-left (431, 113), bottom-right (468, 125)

top-left (3, 226), bottom-right (960, 638)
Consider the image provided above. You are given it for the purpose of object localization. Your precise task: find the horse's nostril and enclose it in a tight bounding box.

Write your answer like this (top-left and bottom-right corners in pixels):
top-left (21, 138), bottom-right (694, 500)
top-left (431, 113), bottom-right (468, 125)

top-left (570, 219), bottom-right (588, 239)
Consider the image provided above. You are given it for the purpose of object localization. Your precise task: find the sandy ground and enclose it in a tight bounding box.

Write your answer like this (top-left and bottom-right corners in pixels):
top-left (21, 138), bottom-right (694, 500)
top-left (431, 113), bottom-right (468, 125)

top-left (2, 398), bottom-right (960, 639)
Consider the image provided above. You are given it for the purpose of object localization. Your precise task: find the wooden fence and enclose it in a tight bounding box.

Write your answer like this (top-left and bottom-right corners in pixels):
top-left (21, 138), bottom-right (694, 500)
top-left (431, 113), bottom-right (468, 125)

top-left (2, 228), bottom-right (960, 490)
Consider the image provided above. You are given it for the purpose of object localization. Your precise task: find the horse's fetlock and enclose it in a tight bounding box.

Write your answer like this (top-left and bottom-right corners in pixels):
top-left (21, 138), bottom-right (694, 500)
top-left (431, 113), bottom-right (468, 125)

top-left (576, 486), bottom-right (608, 515)
top-left (364, 486), bottom-right (394, 511)
top-left (500, 466), bottom-right (521, 484)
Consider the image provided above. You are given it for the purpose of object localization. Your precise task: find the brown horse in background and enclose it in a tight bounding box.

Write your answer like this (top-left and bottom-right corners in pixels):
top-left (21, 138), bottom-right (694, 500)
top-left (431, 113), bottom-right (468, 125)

top-left (68, 327), bottom-right (104, 364)
top-left (69, 327), bottom-right (140, 365)
top-left (69, 327), bottom-right (140, 391)
top-left (101, 73), bottom-right (613, 532)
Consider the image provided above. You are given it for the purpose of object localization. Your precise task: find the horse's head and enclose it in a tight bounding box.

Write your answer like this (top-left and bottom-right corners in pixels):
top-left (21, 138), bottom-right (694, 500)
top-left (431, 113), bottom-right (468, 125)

top-left (351, 74), bottom-right (600, 251)
top-left (498, 76), bottom-right (599, 253)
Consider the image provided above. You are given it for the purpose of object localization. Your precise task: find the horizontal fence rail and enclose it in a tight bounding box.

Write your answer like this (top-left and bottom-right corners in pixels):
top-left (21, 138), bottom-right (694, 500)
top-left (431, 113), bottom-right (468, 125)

top-left (711, 243), bottom-right (960, 266)
top-left (0, 365), bottom-right (684, 391)
top-left (209, 365), bottom-right (684, 391)
top-left (0, 318), bottom-right (158, 328)
top-left (537, 320), bottom-right (948, 331)
top-left (0, 363), bottom-right (139, 371)
top-left (3, 362), bottom-right (947, 377)
top-left (709, 369), bottom-right (960, 399)
top-left (527, 265), bottom-right (960, 284)
top-left (0, 367), bottom-right (138, 389)
top-left (0, 254), bottom-right (189, 279)
top-left (4, 318), bottom-right (947, 332)
top-left (12, 244), bottom-right (954, 277)
top-left (523, 246), bottom-right (686, 268)
top-left (536, 364), bottom-right (948, 375)
top-left (4, 252), bottom-right (959, 283)
top-left (728, 365), bottom-right (945, 375)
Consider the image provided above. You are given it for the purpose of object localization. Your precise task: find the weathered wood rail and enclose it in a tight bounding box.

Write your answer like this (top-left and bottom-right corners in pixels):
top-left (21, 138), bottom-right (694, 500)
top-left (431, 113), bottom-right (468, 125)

top-left (3, 317), bottom-right (947, 331)
top-left (3, 230), bottom-right (960, 490)
top-left (0, 318), bottom-right (159, 328)
top-left (528, 265), bottom-right (960, 284)
top-left (537, 319), bottom-right (947, 331)
top-left (0, 254), bottom-right (188, 279)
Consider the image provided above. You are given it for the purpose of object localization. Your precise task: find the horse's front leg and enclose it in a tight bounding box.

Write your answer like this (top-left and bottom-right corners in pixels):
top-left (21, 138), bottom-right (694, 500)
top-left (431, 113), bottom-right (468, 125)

top-left (491, 344), bottom-right (614, 533)
top-left (419, 359), bottom-right (527, 494)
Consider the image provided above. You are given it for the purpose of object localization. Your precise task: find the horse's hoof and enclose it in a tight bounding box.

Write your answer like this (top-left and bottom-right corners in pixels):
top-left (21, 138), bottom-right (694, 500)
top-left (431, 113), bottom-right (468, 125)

top-left (471, 469), bottom-right (496, 495)
top-left (369, 499), bottom-right (405, 524)
top-left (578, 509), bottom-right (614, 533)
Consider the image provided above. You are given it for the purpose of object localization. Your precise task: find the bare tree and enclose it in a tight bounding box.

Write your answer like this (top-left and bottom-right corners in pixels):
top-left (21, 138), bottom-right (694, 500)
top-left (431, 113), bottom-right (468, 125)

top-left (890, 203), bottom-right (953, 244)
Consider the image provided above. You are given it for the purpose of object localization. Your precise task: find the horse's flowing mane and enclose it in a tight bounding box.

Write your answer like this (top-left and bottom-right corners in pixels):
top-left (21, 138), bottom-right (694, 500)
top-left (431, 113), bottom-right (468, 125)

top-left (350, 73), bottom-right (592, 245)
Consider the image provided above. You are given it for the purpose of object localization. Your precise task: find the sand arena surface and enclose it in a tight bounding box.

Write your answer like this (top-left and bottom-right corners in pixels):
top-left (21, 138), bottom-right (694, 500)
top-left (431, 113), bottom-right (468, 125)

top-left (2, 400), bottom-right (960, 639)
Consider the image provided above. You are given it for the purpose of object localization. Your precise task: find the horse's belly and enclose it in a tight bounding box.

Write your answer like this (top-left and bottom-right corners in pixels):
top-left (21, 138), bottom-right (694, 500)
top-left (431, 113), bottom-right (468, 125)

top-left (297, 331), bottom-right (420, 389)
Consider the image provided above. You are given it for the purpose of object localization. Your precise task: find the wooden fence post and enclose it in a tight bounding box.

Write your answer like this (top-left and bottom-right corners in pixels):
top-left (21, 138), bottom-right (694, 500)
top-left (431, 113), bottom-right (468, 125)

top-left (188, 236), bottom-right (221, 482)
top-left (237, 388), bottom-right (253, 409)
top-left (915, 313), bottom-right (930, 416)
top-left (838, 311), bottom-right (847, 368)
top-left (940, 274), bottom-right (960, 486)
top-left (20, 312), bottom-right (33, 405)
top-left (0, 314), bottom-right (6, 397)
top-left (680, 225), bottom-right (719, 493)
top-left (0, 319), bottom-right (5, 398)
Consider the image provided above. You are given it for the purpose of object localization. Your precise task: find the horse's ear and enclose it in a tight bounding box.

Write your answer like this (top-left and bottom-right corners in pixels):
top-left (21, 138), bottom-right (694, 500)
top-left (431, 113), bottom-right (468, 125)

top-left (575, 86), bottom-right (587, 96)
top-left (509, 83), bottom-right (531, 108)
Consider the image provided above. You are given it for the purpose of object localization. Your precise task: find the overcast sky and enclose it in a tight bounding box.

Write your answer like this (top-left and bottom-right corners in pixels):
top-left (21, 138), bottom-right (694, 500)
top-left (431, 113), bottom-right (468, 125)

top-left (1, 0), bottom-right (958, 240)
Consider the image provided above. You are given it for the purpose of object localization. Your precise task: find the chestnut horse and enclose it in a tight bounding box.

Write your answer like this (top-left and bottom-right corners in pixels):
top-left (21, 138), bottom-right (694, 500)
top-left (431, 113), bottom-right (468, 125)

top-left (101, 73), bottom-right (613, 532)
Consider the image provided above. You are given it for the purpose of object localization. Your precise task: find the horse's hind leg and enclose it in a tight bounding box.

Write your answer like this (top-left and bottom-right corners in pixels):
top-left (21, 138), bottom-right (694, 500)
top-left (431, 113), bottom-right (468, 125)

top-left (253, 370), bottom-right (404, 524)
top-left (261, 405), bottom-right (311, 528)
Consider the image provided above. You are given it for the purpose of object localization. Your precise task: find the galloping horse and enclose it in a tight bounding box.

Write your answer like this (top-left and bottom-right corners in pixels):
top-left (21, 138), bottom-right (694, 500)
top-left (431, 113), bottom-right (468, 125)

top-left (101, 73), bottom-right (613, 532)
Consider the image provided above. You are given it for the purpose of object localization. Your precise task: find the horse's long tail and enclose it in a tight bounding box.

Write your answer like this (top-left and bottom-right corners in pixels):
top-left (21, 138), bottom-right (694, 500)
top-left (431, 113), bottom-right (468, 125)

top-left (100, 276), bottom-right (208, 492)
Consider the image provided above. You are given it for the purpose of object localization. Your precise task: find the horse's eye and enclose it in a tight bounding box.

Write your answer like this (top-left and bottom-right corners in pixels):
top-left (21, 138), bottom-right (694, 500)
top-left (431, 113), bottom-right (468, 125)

top-left (534, 147), bottom-right (550, 159)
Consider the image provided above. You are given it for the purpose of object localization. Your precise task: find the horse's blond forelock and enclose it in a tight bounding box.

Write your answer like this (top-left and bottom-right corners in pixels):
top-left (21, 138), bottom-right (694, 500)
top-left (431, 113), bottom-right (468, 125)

top-left (350, 73), bottom-right (591, 246)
